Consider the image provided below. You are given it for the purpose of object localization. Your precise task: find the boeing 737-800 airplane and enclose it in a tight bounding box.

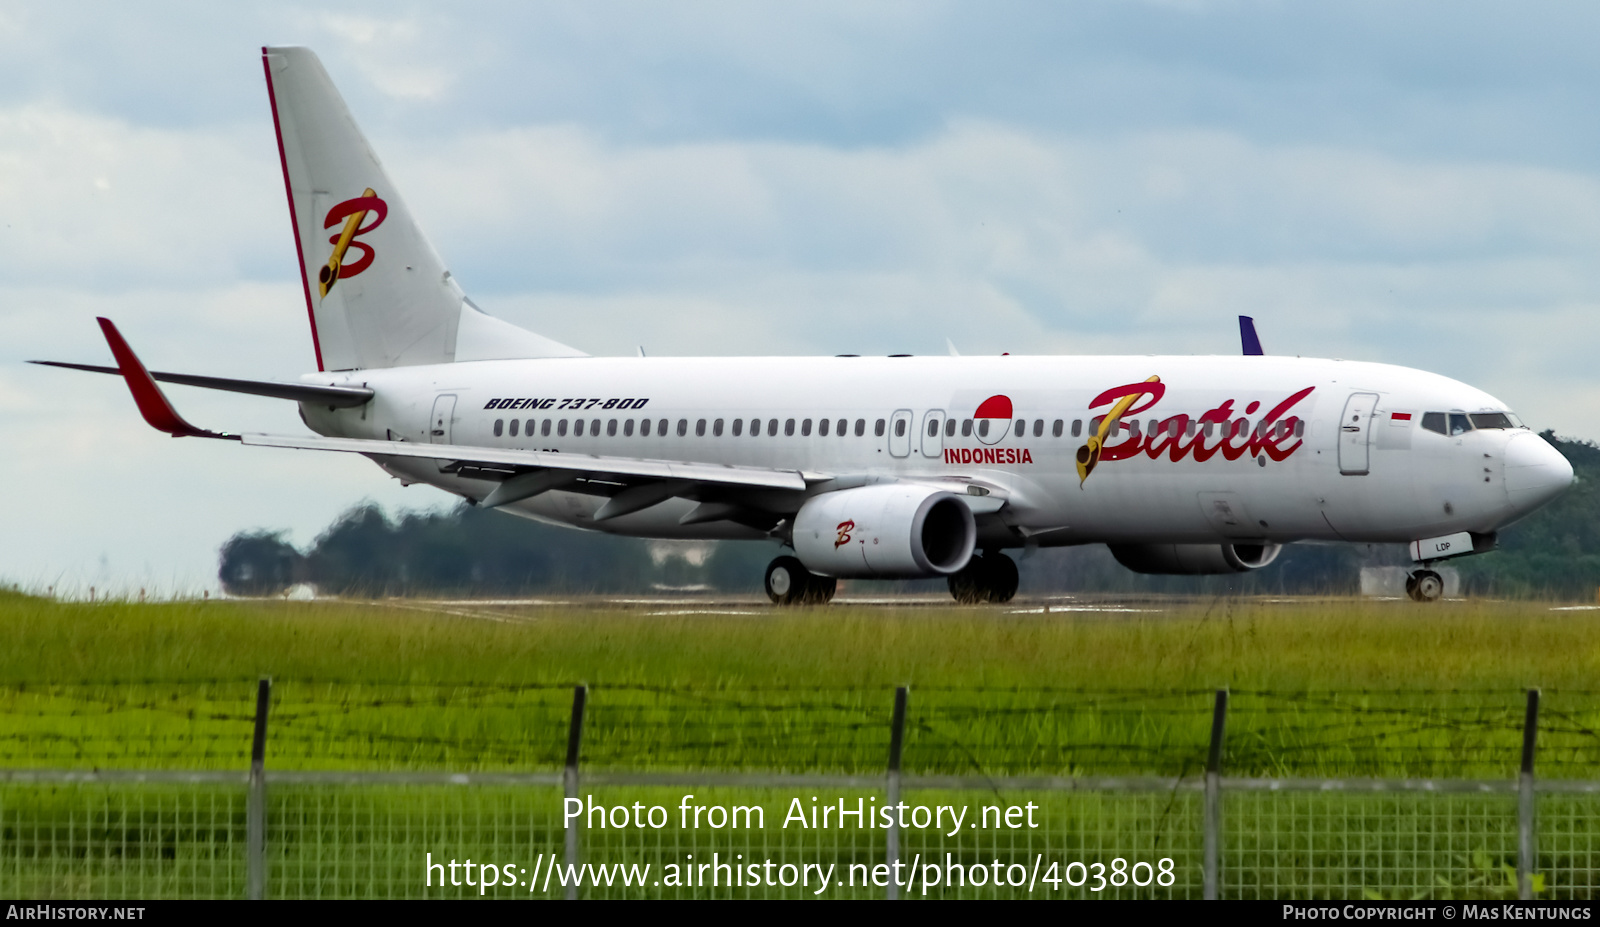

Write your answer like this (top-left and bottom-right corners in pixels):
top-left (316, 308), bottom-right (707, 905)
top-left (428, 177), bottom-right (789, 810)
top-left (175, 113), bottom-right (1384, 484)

top-left (35, 47), bottom-right (1576, 604)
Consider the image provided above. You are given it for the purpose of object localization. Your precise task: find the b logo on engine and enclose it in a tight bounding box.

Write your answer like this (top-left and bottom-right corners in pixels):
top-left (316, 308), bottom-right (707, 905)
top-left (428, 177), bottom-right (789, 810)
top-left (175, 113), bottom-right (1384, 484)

top-left (834, 520), bottom-right (855, 548)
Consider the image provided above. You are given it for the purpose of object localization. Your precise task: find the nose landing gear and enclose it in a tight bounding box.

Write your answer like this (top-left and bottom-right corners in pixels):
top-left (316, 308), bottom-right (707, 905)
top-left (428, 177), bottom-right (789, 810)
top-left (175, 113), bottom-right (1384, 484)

top-left (1406, 569), bottom-right (1445, 603)
top-left (948, 552), bottom-right (1020, 604)
top-left (764, 556), bottom-right (837, 606)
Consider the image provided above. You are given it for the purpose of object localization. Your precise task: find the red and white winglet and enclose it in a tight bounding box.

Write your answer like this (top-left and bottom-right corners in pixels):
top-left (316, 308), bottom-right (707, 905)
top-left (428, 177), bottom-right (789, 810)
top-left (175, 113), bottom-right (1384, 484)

top-left (96, 318), bottom-right (232, 439)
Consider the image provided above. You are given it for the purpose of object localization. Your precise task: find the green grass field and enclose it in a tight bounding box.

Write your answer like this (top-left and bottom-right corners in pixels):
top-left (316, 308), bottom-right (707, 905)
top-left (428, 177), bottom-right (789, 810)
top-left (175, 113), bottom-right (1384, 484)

top-left (5, 588), bottom-right (1600, 899)
top-left (4, 588), bottom-right (1599, 776)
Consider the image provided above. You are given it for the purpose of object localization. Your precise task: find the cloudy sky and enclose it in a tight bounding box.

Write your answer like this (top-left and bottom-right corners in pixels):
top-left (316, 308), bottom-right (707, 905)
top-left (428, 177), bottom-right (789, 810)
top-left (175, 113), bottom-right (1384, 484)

top-left (3, 1), bottom-right (1599, 594)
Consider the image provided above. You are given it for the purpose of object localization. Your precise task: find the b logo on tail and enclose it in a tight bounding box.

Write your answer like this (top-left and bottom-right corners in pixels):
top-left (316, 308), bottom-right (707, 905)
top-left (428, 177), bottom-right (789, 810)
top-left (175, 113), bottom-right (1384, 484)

top-left (319, 188), bottom-right (388, 297)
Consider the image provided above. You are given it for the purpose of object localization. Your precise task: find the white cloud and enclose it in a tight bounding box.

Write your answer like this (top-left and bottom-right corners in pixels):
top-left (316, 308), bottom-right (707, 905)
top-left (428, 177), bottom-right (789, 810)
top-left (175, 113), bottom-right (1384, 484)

top-left (0, 106), bottom-right (283, 288)
top-left (310, 12), bottom-right (456, 102)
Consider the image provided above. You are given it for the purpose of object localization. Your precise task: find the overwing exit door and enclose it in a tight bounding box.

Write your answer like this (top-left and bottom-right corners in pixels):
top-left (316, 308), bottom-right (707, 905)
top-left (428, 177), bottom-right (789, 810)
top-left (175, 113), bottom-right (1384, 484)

top-left (429, 394), bottom-right (457, 471)
top-left (921, 410), bottom-right (946, 458)
top-left (1338, 392), bottom-right (1379, 475)
top-left (429, 394), bottom-right (456, 444)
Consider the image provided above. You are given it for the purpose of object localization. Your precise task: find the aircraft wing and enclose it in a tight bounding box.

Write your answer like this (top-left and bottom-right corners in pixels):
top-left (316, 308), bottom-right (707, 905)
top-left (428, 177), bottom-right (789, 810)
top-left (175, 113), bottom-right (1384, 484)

top-left (241, 432), bottom-right (811, 491)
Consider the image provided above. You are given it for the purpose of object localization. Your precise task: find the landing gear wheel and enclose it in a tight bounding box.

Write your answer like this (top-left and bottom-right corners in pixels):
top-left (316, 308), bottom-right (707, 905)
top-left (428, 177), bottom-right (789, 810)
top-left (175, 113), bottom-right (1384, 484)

top-left (947, 553), bottom-right (1020, 604)
top-left (1407, 569), bottom-right (1444, 603)
top-left (764, 556), bottom-right (835, 606)
top-left (986, 553), bottom-right (1019, 604)
top-left (949, 554), bottom-right (989, 604)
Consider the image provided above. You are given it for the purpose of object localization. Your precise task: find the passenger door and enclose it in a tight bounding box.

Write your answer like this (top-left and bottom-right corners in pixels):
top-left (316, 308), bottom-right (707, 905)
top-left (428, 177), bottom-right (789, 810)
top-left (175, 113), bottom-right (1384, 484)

top-left (920, 409), bottom-right (946, 458)
top-left (889, 409), bottom-right (913, 458)
top-left (1338, 392), bottom-right (1379, 475)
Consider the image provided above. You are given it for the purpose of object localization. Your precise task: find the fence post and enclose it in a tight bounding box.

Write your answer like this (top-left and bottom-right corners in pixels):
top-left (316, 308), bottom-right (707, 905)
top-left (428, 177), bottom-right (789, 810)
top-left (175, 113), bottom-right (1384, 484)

top-left (1203, 688), bottom-right (1228, 901)
top-left (564, 685), bottom-right (587, 901)
top-left (1518, 688), bottom-right (1539, 901)
top-left (246, 677), bottom-right (270, 901)
top-left (886, 686), bottom-right (908, 901)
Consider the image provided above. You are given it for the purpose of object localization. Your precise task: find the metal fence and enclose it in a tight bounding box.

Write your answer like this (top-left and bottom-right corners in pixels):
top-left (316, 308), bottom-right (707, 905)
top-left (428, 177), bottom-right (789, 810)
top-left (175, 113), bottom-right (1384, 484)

top-left (2, 682), bottom-right (1599, 899)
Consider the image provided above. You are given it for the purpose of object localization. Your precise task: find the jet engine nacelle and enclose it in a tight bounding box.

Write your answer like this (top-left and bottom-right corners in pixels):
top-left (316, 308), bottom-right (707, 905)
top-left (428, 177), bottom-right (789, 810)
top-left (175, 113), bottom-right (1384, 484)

top-left (793, 484), bottom-right (976, 579)
top-left (1109, 542), bottom-right (1283, 575)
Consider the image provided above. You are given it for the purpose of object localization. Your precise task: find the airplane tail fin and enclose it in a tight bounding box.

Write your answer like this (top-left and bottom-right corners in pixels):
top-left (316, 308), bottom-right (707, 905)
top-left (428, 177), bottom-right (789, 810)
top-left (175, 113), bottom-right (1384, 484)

top-left (261, 46), bottom-right (584, 371)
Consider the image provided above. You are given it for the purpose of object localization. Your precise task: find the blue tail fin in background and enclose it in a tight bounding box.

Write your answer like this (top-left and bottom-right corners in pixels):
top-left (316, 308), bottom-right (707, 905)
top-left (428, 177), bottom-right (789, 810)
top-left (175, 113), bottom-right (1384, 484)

top-left (1239, 316), bottom-right (1264, 356)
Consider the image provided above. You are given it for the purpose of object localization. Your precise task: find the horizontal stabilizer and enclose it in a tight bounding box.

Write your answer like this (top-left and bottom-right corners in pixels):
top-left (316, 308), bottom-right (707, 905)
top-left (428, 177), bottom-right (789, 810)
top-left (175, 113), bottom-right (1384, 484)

top-left (29, 361), bottom-right (374, 407)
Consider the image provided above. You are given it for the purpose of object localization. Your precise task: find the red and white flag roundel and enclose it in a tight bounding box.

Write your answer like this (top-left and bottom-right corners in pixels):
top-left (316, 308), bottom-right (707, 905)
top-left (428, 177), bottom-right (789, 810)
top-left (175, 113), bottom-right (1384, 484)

top-left (974, 394), bottom-right (1013, 445)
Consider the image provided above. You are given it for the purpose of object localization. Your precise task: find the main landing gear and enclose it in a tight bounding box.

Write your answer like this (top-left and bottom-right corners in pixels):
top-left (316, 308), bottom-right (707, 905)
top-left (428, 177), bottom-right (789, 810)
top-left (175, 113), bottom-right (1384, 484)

top-left (948, 552), bottom-right (1020, 605)
top-left (1406, 569), bottom-right (1444, 603)
top-left (765, 556), bottom-right (837, 606)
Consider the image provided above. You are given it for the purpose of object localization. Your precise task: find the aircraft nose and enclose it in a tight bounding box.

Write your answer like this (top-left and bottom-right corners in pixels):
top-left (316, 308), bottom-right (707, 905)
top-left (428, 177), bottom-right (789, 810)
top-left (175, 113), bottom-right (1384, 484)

top-left (1504, 431), bottom-right (1573, 515)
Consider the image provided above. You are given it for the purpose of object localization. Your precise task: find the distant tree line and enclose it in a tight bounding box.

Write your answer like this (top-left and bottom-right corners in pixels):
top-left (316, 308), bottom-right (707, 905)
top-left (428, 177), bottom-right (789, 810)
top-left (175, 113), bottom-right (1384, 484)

top-left (218, 432), bottom-right (1600, 599)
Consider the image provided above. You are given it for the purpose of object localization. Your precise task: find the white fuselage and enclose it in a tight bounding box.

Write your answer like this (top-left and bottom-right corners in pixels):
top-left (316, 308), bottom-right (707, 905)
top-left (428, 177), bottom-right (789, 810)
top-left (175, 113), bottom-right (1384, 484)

top-left (296, 353), bottom-right (1572, 550)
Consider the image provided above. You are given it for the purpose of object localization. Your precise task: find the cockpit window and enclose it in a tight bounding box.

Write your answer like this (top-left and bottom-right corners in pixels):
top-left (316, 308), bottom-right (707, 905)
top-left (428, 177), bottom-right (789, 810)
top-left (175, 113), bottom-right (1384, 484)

top-left (1448, 413), bottom-right (1473, 436)
top-left (1421, 412), bottom-right (1447, 435)
top-left (1470, 412), bottom-right (1516, 430)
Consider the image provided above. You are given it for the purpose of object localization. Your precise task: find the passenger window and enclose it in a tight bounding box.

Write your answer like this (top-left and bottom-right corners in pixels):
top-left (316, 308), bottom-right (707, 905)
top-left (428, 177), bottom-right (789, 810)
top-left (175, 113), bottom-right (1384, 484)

top-left (494, 419), bottom-right (504, 437)
top-left (678, 419), bottom-right (689, 437)
top-left (855, 419), bottom-right (865, 437)
top-left (893, 419), bottom-right (905, 438)
top-left (1449, 413), bottom-right (1472, 436)
top-left (1203, 422), bottom-right (1215, 438)
top-left (1034, 420), bottom-right (1044, 438)
top-left (607, 419), bottom-right (617, 437)
top-left (713, 419), bottom-right (724, 437)
top-left (820, 419), bottom-right (830, 437)
top-left (1128, 420), bottom-right (1141, 439)
top-left (802, 419), bottom-right (812, 436)
top-left (541, 419), bottom-right (551, 437)
top-left (1014, 420), bottom-right (1025, 438)
top-left (927, 419), bottom-right (938, 437)
top-left (838, 419), bottom-right (848, 437)
top-left (526, 419), bottom-right (535, 437)
top-left (624, 419), bottom-right (634, 437)
top-left (1470, 412), bottom-right (1514, 430)
top-left (875, 419), bottom-right (886, 437)
top-left (1294, 420), bottom-right (1305, 438)
top-left (732, 419), bottom-right (743, 436)
top-left (558, 420), bottom-right (569, 437)
top-left (509, 419), bottom-right (519, 437)
top-left (695, 419), bottom-right (706, 437)
top-left (946, 419), bottom-right (957, 437)
top-left (1070, 420), bottom-right (1081, 437)
top-left (1052, 419), bottom-right (1063, 438)
top-left (640, 419), bottom-right (651, 437)
top-left (769, 419), bottom-right (779, 437)
top-left (785, 419), bottom-right (796, 436)
top-left (1186, 421), bottom-right (1196, 437)
top-left (978, 420), bottom-right (990, 438)
top-left (574, 420), bottom-right (585, 437)
top-left (961, 419), bottom-right (973, 437)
